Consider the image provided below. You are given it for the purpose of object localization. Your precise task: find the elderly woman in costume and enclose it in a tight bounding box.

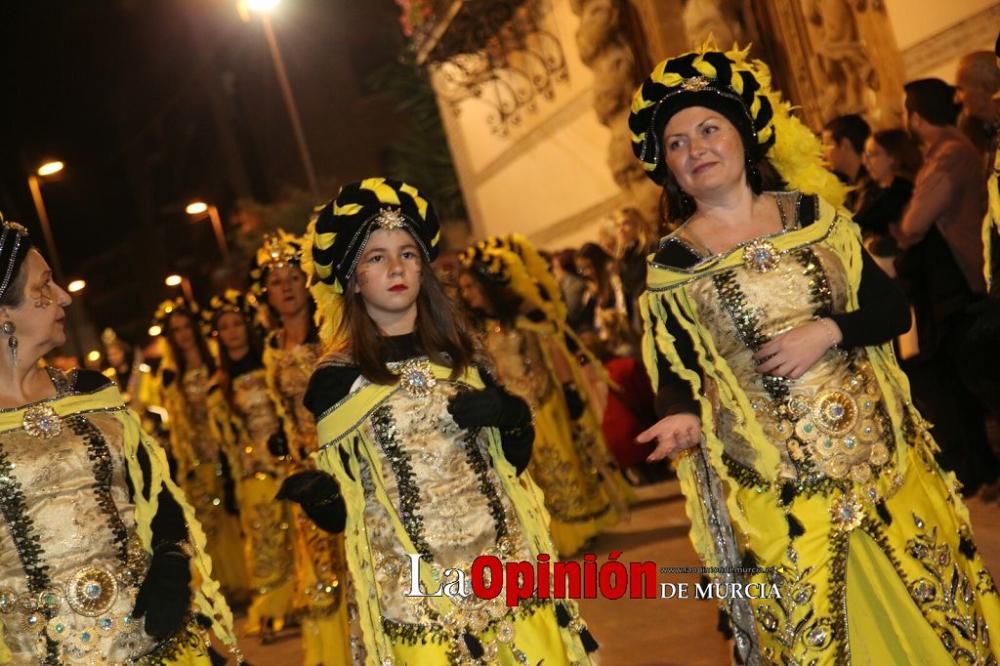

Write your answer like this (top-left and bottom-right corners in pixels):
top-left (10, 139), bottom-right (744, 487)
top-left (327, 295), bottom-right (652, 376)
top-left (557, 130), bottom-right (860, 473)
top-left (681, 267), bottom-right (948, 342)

top-left (278, 178), bottom-right (598, 665)
top-left (0, 214), bottom-right (241, 663)
top-left (629, 45), bottom-right (1000, 664)
top-left (458, 235), bottom-right (630, 557)
top-left (204, 289), bottom-right (296, 642)
top-left (249, 233), bottom-right (350, 665)
top-left (150, 298), bottom-right (248, 603)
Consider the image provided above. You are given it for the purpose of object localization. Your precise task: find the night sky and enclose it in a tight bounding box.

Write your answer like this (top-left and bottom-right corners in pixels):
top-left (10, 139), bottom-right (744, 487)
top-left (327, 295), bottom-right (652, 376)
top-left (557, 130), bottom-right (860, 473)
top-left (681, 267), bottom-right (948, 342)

top-left (0, 0), bottom-right (405, 346)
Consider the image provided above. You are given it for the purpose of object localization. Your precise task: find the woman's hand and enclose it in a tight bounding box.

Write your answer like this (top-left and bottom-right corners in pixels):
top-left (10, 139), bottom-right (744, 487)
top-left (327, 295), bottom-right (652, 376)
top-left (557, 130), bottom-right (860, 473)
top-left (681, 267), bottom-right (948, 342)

top-left (636, 413), bottom-right (702, 462)
top-left (753, 319), bottom-right (842, 380)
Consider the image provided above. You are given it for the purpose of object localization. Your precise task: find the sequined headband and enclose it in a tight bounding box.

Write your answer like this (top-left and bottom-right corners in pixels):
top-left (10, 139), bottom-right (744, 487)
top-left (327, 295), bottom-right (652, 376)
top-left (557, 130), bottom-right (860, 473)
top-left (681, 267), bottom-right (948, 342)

top-left (0, 219), bottom-right (30, 303)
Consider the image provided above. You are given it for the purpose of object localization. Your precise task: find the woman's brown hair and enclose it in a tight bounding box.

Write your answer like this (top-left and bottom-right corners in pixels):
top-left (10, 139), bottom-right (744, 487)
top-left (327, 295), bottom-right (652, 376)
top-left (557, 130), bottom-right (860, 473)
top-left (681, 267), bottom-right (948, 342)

top-left (334, 256), bottom-right (480, 385)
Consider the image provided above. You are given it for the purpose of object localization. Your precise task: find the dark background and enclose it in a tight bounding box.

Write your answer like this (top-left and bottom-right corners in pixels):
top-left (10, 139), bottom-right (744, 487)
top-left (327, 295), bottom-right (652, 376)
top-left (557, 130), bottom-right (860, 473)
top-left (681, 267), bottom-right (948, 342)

top-left (0, 0), bottom-right (407, 346)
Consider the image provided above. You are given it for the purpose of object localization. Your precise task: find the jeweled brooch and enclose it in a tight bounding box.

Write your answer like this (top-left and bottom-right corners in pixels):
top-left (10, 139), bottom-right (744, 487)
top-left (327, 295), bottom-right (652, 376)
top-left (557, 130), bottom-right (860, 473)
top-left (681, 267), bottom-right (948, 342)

top-left (376, 208), bottom-right (406, 231)
top-left (396, 359), bottom-right (436, 397)
top-left (22, 404), bottom-right (63, 438)
top-left (681, 76), bottom-right (710, 92)
top-left (741, 239), bottom-right (782, 273)
top-left (829, 494), bottom-right (864, 531)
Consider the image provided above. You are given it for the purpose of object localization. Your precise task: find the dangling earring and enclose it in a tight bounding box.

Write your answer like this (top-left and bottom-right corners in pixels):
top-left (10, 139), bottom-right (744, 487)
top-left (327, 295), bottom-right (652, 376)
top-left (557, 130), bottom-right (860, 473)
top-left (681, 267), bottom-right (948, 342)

top-left (1, 321), bottom-right (16, 367)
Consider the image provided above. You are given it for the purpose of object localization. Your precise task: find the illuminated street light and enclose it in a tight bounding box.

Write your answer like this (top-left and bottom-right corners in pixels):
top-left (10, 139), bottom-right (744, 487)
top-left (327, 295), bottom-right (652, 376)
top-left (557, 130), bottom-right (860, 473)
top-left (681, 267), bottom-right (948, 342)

top-left (165, 274), bottom-right (183, 287)
top-left (148, 325), bottom-right (163, 337)
top-left (244, 4), bottom-right (318, 197)
top-left (185, 201), bottom-right (229, 259)
top-left (67, 279), bottom-right (86, 293)
top-left (28, 159), bottom-right (84, 361)
top-left (37, 161), bottom-right (64, 177)
top-left (86, 350), bottom-right (101, 363)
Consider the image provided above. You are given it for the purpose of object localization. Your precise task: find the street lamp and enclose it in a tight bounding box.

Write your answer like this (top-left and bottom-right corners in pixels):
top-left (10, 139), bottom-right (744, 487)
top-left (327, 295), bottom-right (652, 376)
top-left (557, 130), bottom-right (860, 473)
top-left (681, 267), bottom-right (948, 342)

top-left (185, 201), bottom-right (229, 259)
top-left (165, 274), bottom-right (194, 301)
top-left (67, 279), bottom-right (86, 294)
top-left (245, 0), bottom-right (319, 198)
top-left (27, 159), bottom-right (85, 361)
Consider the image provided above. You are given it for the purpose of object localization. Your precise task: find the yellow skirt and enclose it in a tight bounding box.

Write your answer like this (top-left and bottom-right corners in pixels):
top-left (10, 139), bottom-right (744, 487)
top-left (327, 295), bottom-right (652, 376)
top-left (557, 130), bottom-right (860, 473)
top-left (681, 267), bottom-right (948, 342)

top-left (734, 448), bottom-right (1000, 665)
top-left (290, 505), bottom-right (352, 666)
top-left (529, 392), bottom-right (621, 557)
top-left (183, 463), bottom-right (249, 603)
top-left (236, 473), bottom-right (296, 634)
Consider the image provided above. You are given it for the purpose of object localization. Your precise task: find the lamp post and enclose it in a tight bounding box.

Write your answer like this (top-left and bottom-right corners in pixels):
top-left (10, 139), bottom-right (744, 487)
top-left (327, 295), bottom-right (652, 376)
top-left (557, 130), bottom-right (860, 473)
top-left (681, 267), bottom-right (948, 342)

top-left (245, 0), bottom-right (319, 198)
top-left (27, 161), bottom-right (67, 284)
top-left (165, 274), bottom-right (195, 302)
top-left (27, 160), bottom-right (86, 362)
top-left (185, 201), bottom-right (229, 260)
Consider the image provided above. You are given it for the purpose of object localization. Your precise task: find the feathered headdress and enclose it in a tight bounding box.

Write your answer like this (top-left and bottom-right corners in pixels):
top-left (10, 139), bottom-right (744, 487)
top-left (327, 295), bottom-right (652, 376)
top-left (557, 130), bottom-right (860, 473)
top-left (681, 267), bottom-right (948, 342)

top-left (629, 42), bottom-right (847, 207)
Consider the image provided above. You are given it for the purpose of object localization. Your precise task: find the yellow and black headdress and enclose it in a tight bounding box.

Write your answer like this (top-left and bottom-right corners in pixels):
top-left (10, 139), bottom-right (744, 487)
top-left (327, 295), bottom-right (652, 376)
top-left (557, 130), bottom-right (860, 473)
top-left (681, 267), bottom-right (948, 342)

top-left (629, 43), bottom-right (846, 206)
top-left (0, 213), bottom-right (33, 304)
top-left (309, 177), bottom-right (440, 344)
top-left (459, 236), bottom-right (551, 318)
top-left (202, 289), bottom-right (260, 332)
top-left (248, 230), bottom-right (307, 298)
top-left (150, 297), bottom-right (201, 337)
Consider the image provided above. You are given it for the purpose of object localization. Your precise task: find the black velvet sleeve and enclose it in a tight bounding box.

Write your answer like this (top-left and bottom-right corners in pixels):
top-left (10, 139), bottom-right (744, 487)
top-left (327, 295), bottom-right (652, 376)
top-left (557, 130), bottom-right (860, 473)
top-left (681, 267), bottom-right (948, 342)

top-left (651, 316), bottom-right (701, 419)
top-left (304, 364), bottom-right (363, 419)
top-left (829, 249), bottom-right (911, 348)
top-left (125, 445), bottom-right (188, 550)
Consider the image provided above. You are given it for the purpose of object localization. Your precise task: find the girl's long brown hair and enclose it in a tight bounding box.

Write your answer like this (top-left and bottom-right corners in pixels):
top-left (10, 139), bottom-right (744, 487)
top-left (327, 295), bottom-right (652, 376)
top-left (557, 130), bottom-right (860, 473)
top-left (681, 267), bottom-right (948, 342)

top-left (334, 258), bottom-right (480, 385)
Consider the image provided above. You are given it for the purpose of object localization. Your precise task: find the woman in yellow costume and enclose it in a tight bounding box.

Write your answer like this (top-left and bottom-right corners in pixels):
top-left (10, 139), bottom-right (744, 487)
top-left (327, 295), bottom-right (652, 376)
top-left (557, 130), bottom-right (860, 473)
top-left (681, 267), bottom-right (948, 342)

top-left (629, 44), bottom-right (1000, 664)
top-left (0, 215), bottom-right (241, 664)
top-left (278, 178), bottom-right (599, 665)
top-left (457, 236), bottom-right (630, 557)
top-left (249, 232), bottom-right (349, 665)
top-left (204, 289), bottom-right (295, 642)
top-left (151, 298), bottom-right (249, 604)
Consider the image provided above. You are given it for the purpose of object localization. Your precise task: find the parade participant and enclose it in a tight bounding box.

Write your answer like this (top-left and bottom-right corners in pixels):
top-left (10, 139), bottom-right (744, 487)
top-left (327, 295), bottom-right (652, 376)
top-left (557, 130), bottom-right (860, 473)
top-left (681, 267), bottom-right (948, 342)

top-left (101, 327), bottom-right (143, 404)
top-left (0, 214), bottom-right (241, 663)
top-left (151, 297), bottom-right (249, 602)
top-left (459, 235), bottom-right (630, 557)
top-left (205, 289), bottom-right (295, 642)
top-left (249, 232), bottom-right (350, 665)
top-left (279, 178), bottom-right (598, 665)
top-left (629, 44), bottom-right (1000, 663)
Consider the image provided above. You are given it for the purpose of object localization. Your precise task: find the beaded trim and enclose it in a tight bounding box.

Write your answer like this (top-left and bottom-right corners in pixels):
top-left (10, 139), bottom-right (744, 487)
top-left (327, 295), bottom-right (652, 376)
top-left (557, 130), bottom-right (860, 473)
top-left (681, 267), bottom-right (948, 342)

top-left (65, 414), bottom-right (131, 563)
top-left (370, 404), bottom-right (432, 559)
top-left (459, 429), bottom-right (509, 543)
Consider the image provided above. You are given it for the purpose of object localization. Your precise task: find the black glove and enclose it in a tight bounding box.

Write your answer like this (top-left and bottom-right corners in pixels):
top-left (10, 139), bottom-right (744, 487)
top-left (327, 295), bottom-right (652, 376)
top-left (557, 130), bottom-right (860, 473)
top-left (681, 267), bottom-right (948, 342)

top-left (132, 547), bottom-right (192, 640)
top-left (447, 386), bottom-right (531, 431)
top-left (277, 471), bottom-right (346, 533)
top-left (562, 383), bottom-right (585, 420)
top-left (267, 425), bottom-right (289, 458)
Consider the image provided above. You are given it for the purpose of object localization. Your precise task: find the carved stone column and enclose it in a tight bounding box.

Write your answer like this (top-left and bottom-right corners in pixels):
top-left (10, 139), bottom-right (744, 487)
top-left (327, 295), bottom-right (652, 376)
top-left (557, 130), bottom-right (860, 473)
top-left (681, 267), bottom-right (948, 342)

top-left (751, 0), bottom-right (906, 128)
top-left (570, 0), bottom-right (684, 233)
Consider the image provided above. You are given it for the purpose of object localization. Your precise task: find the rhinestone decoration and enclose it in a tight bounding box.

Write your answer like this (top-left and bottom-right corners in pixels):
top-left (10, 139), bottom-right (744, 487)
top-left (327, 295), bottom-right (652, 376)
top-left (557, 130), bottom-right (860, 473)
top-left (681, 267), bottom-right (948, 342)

top-left (376, 207), bottom-right (406, 231)
top-left (22, 404), bottom-right (63, 438)
top-left (65, 566), bottom-right (117, 617)
top-left (395, 358), bottom-right (437, 397)
top-left (813, 389), bottom-right (858, 437)
top-left (829, 495), bottom-right (864, 531)
top-left (681, 76), bottom-right (710, 91)
top-left (741, 238), bottom-right (782, 272)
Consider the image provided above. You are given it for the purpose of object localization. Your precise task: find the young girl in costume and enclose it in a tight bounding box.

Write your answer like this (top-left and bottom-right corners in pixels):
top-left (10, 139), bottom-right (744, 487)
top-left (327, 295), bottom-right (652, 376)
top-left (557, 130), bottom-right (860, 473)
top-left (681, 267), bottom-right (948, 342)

top-left (0, 214), bottom-right (241, 663)
top-left (205, 289), bottom-right (296, 642)
top-left (249, 232), bottom-right (351, 665)
top-left (630, 44), bottom-right (1000, 663)
top-left (458, 235), bottom-right (630, 557)
top-left (279, 178), bottom-right (598, 665)
top-left (151, 297), bottom-right (249, 603)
